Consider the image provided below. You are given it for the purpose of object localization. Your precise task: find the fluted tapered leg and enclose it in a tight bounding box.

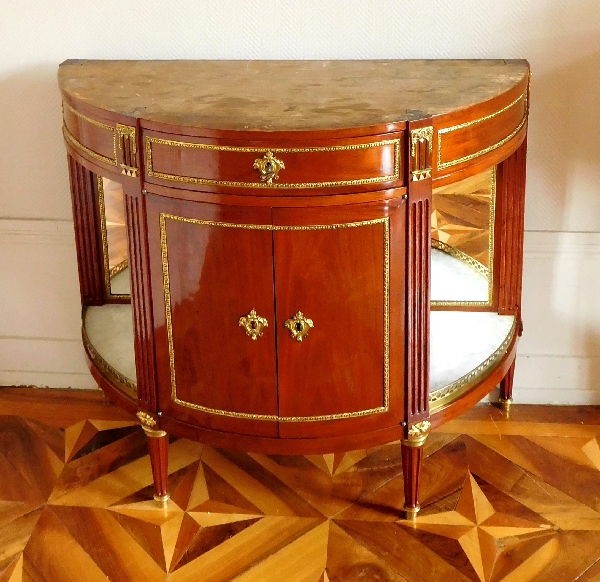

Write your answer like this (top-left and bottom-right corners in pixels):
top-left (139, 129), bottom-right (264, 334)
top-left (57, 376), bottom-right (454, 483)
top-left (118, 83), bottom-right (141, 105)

top-left (401, 440), bottom-right (424, 519)
top-left (141, 424), bottom-right (169, 503)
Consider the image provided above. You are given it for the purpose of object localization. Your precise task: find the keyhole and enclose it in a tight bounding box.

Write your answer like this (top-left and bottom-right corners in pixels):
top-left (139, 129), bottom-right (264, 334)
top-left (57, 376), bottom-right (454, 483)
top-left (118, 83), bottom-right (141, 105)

top-left (251, 321), bottom-right (257, 330)
top-left (295, 322), bottom-right (303, 332)
top-left (265, 162), bottom-right (272, 173)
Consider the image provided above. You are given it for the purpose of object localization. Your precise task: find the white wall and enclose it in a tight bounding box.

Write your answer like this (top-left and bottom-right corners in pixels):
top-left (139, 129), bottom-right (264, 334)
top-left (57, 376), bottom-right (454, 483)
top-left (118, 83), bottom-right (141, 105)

top-left (1, 1), bottom-right (600, 402)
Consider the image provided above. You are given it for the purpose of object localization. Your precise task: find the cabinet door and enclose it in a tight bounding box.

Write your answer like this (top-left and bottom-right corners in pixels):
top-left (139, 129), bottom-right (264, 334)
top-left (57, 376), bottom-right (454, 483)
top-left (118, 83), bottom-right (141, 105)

top-left (273, 199), bottom-right (406, 438)
top-left (146, 196), bottom-right (278, 436)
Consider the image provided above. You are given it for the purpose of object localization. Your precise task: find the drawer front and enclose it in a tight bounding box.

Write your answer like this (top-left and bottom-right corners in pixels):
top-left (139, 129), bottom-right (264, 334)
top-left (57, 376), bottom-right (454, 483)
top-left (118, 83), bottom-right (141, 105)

top-left (435, 80), bottom-right (528, 175)
top-left (63, 102), bottom-right (118, 168)
top-left (62, 101), bottom-right (139, 177)
top-left (143, 131), bottom-right (404, 193)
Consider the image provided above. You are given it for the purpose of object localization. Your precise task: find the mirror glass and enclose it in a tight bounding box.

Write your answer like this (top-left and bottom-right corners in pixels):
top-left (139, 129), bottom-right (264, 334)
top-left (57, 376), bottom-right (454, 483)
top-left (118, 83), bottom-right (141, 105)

top-left (98, 177), bottom-right (131, 298)
top-left (431, 168), bottom-right (495, 306)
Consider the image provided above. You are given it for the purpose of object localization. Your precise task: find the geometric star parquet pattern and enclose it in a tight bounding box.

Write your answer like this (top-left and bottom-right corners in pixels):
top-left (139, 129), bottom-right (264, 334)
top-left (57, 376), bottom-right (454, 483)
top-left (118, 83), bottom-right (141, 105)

top-left (432, 168), bottom-right (494, 268)
top-left (1, 388), bottom-right (600, 582)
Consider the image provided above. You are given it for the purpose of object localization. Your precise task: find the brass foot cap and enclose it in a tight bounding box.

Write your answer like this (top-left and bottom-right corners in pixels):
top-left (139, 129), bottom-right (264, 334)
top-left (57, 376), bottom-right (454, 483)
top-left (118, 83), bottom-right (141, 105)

top-left (154, 493), bottom-right (170, 504)
top-left (499, 397), bottom-right (513, 412)
top-left (403, 504), bottom-right (420, 520)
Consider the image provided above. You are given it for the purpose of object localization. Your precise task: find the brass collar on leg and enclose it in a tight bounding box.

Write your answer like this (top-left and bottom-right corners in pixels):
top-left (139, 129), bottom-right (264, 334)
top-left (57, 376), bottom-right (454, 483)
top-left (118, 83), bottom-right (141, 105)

top-left (142, 426), bottom-right (168, 438)
top-left (499, 397), bottom-right (513, 418)
top-left (404, 504), bottom-right (421, 520)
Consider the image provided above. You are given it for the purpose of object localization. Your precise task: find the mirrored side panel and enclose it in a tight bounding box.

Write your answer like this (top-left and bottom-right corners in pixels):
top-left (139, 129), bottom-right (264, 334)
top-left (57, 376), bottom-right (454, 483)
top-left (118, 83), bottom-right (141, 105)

top-left (98, 176), bottom-right (131, 299)
top-left (431, 168), bottom-right (495, 306)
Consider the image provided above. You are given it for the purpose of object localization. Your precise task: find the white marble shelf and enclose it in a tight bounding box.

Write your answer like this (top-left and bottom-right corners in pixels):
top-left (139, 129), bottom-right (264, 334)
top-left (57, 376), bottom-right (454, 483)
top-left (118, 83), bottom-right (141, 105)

top-left (110, 269), bottom-right (130, 295)
top-left (431, 247), bottom-right (489, 303)
top-left (84, 305), bottom-right (514, 400)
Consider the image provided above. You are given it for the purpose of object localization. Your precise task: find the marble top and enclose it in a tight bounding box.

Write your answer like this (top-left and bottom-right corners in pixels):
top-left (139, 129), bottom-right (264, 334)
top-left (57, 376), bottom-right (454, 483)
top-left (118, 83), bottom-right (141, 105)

top-left (59, 60), bottom-right (529, 131)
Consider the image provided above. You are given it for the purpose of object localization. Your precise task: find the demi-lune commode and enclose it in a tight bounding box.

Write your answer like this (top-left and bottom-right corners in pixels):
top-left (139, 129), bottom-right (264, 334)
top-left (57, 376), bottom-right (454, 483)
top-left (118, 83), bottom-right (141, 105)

top-left (59, 59), bottom-right (529, 518)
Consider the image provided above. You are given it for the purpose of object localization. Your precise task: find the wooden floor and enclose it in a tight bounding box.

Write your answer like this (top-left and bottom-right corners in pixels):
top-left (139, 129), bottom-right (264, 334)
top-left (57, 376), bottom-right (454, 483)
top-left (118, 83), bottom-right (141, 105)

top-left (1, 389), bottom-right (600, 582)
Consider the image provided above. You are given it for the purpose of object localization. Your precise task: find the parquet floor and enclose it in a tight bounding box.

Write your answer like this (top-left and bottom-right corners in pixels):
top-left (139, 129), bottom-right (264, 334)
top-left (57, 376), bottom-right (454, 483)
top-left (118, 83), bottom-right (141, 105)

top-left (1, 389), bottom-right (600, 582)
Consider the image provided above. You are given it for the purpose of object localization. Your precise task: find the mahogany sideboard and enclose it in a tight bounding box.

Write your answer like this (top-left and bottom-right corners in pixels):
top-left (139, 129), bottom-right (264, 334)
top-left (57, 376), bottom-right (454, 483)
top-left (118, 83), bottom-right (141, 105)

top-left (58, 59), bottom-right (529, 518)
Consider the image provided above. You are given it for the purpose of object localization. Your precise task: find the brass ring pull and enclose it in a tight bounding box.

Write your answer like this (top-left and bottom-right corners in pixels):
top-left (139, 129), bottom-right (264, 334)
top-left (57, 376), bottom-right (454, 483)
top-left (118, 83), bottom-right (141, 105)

top-left (239, 309), bottom-right (268, 340)
top-left (284, 312), bottom-right (314, 342)
top-left (253, 151), bottom-right (285, 185)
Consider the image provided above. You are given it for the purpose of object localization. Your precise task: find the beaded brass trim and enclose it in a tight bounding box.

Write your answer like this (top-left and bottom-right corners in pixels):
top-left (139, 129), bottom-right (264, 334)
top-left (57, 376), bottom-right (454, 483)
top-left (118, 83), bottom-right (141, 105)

top-left (432, 239), bottom-right (488, 277)
top-left (146, 137), bottom-right (401, 189)
top-left (437, 91), bottom-right (528, 170)
top-left (63, 125), bottom-right (117, 167)
top-left (62, 102), bottom-right (117, 166)
top-left (489, 165), bottom-right (496, 299)
top-left (82, 314), bottom-right (137, 393)
top-left (160, 213), bottom-right (390, 422)
top-left (97, 176), bottom-right (130, 301)
top-left (109, 259), bottom-right (129, 279)
top-left (429, 317), bottom-right (516, 412)
top-left (431, 167), bottom-right (496, 308)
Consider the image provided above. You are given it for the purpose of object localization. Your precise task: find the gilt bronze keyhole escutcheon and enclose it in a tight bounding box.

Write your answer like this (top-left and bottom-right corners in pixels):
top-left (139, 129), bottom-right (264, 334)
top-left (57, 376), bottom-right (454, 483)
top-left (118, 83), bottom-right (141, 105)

top-left (253, 151), bottom-right (285, 185)
top-left (284, 312), bottom-right (314, 342)
top-left (239, 309), bottom-right (268, 340)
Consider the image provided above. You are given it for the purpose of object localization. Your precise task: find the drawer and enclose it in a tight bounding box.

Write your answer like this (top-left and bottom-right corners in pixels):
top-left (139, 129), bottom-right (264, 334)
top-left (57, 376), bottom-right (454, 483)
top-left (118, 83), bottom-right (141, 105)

top-left (63, 101), bottom-right (118, 169)
top-left (143, 130), bottom-right (405, 194)
top-left (435, 79), bottom-right (528, 175)
top-left (62, 100), bottom-right (139, 177)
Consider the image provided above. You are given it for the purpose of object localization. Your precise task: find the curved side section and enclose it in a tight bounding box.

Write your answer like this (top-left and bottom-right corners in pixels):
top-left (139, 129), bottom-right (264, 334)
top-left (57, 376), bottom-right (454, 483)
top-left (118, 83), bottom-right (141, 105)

top-left (430, 334), bottom-right (518, 429)
top-left (432, 72), bottom-right (529, 185)
top-left (81, 300), bottom-right (517, 454)
top-left (68, 155), bottom-right (105, 306)
top-left (82, 306), bottom-right (136, 403)
top-left (83, 345), bottom-right (138, 415)
top-left (430, 318), bottom-right (516, 412)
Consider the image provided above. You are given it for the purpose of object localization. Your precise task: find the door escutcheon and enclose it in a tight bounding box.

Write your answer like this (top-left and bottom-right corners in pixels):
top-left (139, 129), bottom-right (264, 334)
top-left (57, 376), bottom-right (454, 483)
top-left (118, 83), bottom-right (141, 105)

top-left (284, 312), bottom-right (314, 342)
top-left (239, 309), bottom-right (268, 340)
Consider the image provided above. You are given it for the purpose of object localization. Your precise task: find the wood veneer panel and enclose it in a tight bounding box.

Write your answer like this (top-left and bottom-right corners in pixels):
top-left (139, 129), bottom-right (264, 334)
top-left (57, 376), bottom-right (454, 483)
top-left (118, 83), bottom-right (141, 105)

top-left (145, 196), bottom-right (278, 437)
top-left (496, 136), bottom-right (528, 322)
top-left (273, 198), bottom-right (405, 438)
top-left (125, 190), bottom-right (158, 410)
top-left (145, 131), bottom-right (403, 194)
top-left (67, 155), bottom-right (104, 306)
top-left (63, 105), bottom-right (117, 167)
top-left (435, 79), bottom-right (528, 173)
top-left (405, 152), bottom-right (431, 424)
top-left (144, 183), bottom-right (407, 208)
